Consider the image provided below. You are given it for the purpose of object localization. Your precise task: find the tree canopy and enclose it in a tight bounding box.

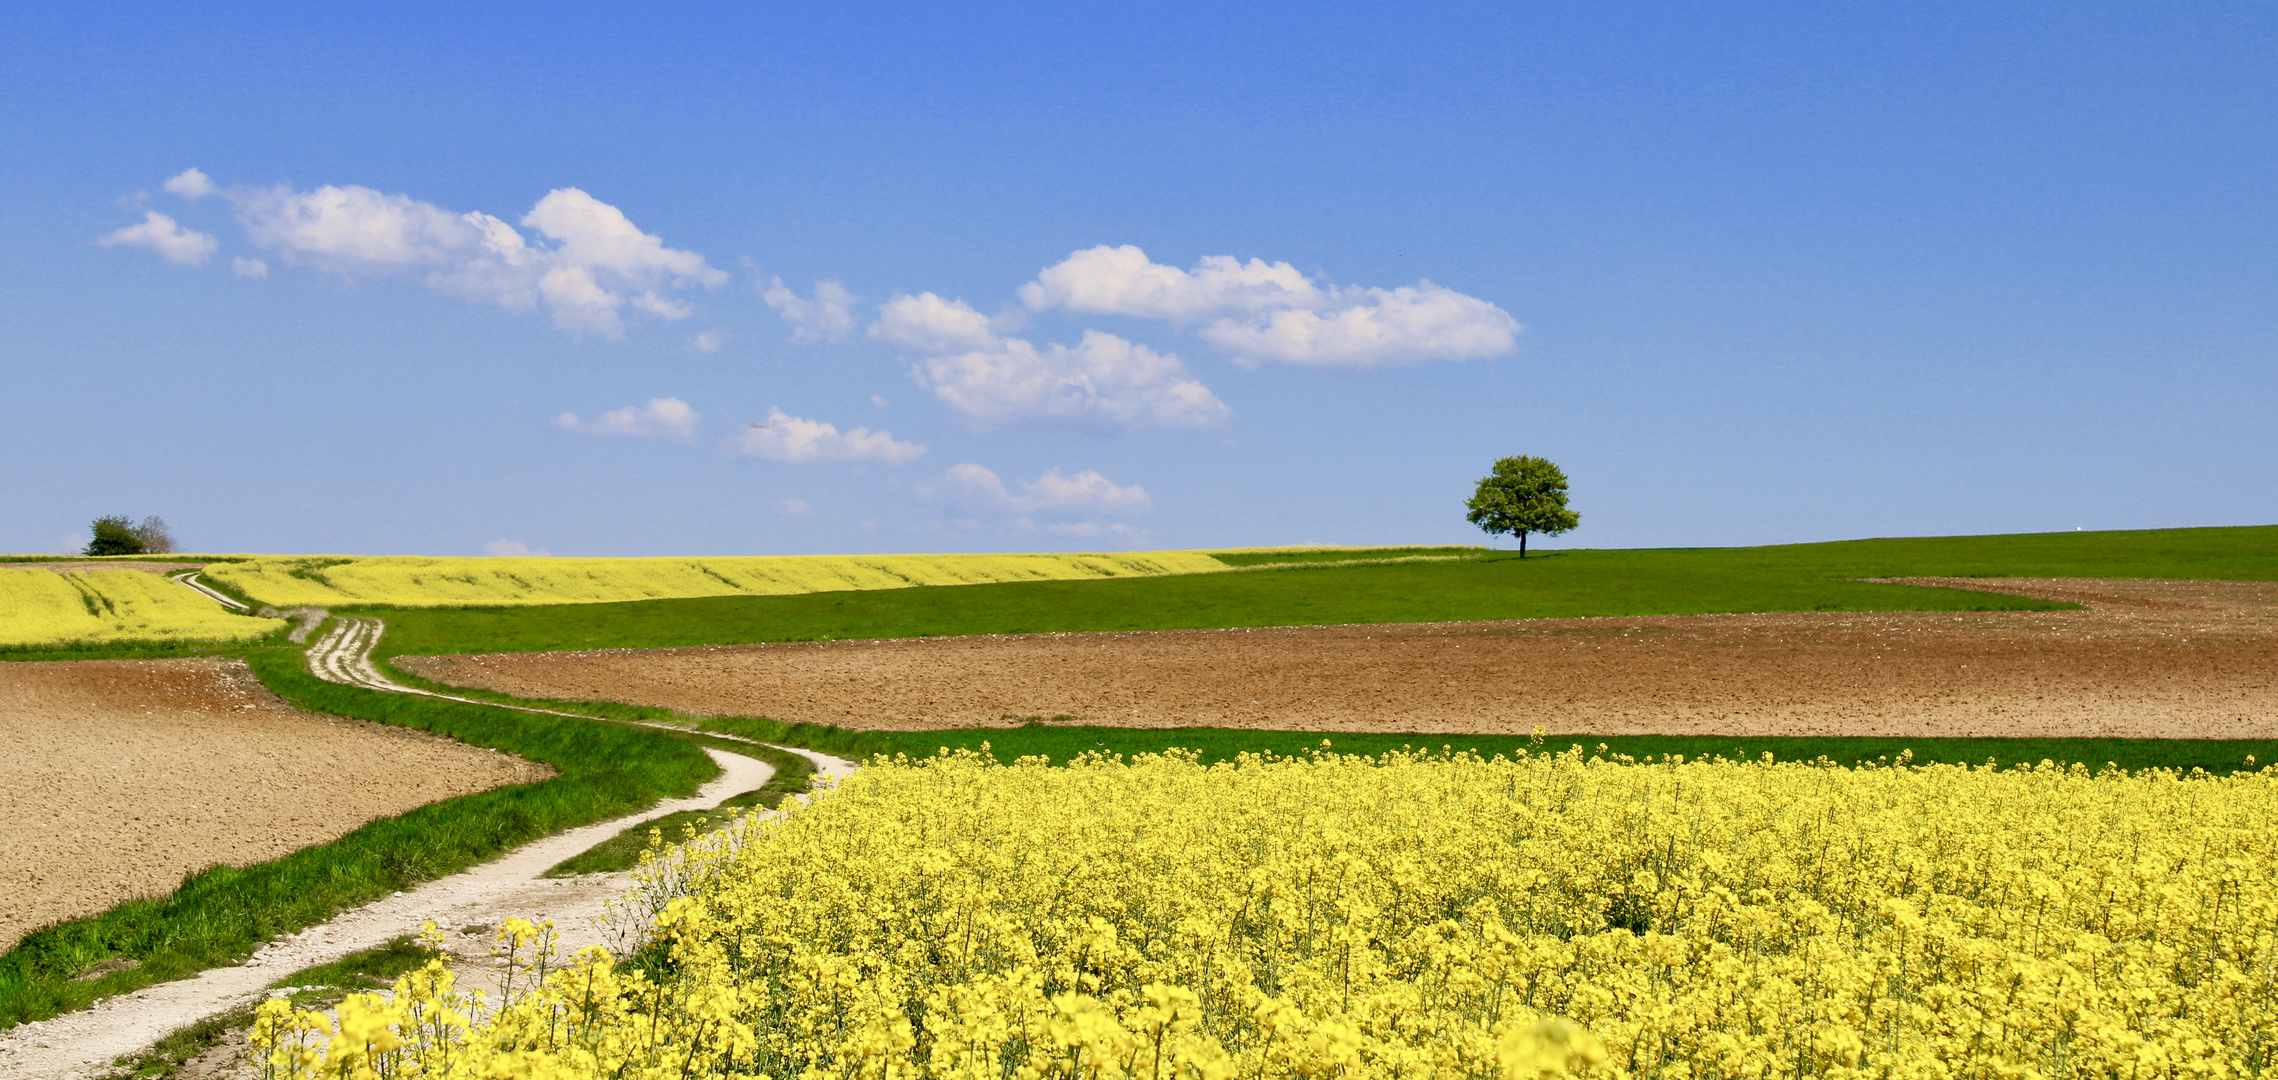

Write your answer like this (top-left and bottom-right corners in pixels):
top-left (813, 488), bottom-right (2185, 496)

top-left (1464, 457), bottom-right (1578, 557)
top-left (85, 515), bottom-right (175, 557)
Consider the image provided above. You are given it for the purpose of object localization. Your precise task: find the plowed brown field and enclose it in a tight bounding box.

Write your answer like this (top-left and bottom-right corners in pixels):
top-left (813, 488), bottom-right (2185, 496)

top-left (0, 658), bottom-right (551, 951)
top-left (401, 579), bottom-right (2278, 741)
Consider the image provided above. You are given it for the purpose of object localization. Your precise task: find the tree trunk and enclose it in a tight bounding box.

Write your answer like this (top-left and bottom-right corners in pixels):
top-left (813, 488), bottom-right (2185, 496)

top-left (1520, 532), bottom-right (1527, 558)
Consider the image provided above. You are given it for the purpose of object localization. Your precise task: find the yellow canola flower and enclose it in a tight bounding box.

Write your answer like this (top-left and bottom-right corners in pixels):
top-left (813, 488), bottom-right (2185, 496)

top-left (253, 750), bottom-right (2278, 1078)
top-left (202, 551), bottom-right (1230, 608)
top-left (0, 568), bottom-right (284, 647)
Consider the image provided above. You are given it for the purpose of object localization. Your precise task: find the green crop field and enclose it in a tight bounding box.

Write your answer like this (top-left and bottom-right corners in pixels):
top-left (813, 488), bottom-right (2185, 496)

top-left (375, 524), bottom-right (2278, 659)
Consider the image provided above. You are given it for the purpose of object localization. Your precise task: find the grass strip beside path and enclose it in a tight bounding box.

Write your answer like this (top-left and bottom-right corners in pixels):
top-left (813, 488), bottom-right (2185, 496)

top-left (0, 648), bottom-right (717, 1030)
top-left (546, 744), bottom-right (816, 876)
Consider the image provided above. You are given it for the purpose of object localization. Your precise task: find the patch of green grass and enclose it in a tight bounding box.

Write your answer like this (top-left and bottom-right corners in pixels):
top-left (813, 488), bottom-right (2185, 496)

top-left (265, 935), bottom-right (434, 995)
top-left (372, 525), bottom-right (2278, 659)
top-left (791, 721), bottom-right (2278, 777)
top-left (0, 649), bottom-right (718, 1030)
top-left (367, 554), bottom-right (2052, 657)
top-left (546, 744), bottom-right (818, 876)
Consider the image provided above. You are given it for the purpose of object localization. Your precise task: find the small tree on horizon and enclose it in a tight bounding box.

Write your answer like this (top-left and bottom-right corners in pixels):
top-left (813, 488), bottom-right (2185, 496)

top-left (1465, 456), bottom-right (1579, 558)
top-left (84, 515), bottom-right (175, 557)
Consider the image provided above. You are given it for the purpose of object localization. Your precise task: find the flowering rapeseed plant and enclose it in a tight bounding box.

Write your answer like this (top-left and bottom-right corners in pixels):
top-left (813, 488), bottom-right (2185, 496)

top-left (201, 551), bottom-right (1230, 608)
top-left (254, 748), bottom-right (2278, 1077)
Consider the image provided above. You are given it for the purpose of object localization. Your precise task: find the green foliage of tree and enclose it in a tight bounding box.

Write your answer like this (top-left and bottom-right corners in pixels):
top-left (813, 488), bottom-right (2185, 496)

top-left (86, 515), bottom-right (143, 556)
top-left (84, 514), bottom-right (174, 556)
top-left (1464, 456), bottom-right (1579, 557)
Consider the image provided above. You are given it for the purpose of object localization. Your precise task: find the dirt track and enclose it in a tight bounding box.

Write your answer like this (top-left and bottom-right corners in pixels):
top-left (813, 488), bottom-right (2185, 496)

top-left (403, 579), bottom-right (2278, 741)
top-left (0, 658), bottom-right (551, 952)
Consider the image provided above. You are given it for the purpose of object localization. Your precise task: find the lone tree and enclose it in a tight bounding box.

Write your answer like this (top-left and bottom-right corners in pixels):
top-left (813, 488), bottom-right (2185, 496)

top-left (85, 515), bottom-right (175, 557)
top-left (1465, 456), bottom-right (1578, 558)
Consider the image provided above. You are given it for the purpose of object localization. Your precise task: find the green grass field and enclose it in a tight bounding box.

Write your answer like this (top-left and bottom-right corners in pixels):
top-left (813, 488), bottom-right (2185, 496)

top-left (371, 526), bottom-right (2277, 658)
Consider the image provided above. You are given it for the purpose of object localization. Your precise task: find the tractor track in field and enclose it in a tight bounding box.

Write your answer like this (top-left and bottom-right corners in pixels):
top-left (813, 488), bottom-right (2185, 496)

top-left (0, 615), bottom-right (853, 1079)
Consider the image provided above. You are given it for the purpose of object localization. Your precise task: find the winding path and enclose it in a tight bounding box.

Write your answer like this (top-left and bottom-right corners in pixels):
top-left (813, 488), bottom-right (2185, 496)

top-left (0, 614), bottom-right (853, 1079)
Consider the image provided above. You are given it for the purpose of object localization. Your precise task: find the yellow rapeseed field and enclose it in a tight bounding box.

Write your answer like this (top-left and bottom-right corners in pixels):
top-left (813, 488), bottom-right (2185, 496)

top-left (252, 748), bottom-right (2278, 1078)
top-left (201, 551), bottom-right (1230, 608)
top-left (0, 568), bottom-right (284, 647)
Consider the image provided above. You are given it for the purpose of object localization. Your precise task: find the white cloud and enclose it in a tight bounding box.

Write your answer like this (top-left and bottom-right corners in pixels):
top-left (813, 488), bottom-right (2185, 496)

top-left (773, 498), bottom-right (813, 518)
top-left (232, 257), bottom-right (268, 279)
top-left (181, 175), bottom-right (725, 338)
top-left (97, 211), bottom-right (218, 266)
top-left (484, 539), bottom-right (552, 557)
top-left (1018, 244), bottom-right (1520, 368)
top-left (724, 408), bottom-right (926, 464)
top-left (689, 330), bottom-right (727, 353)
top-left (870, 395), bottom-right (889, 409)
top-left (871, 291), bottom-right (1000, 354)
top-left (1018, 244), bottom-right (1324, 322)
top-left (163, 168), bottom-right (216, 200)
top-left (552, 397), bottom-right (700, 439)
top-left (763, 277), bottom-right (858, 342)
top-left (870, 293), bottom-right (1230, 430)
top-left (918, 464), bottom-right (1151, 516)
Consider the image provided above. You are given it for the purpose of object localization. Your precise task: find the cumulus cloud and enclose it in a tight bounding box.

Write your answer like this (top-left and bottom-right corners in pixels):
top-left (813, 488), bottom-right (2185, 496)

top-left (484, 539), bottom-right (552, 557)
top-left (1018, 244), bottom-right (1324, 321)
top-left (232, 257), bottom-right (268, 279)
top-left (724, 408), bottom-right (926, 464)
top-left (918, 464), bottom-right (1151, 517)
top-left (773, 498), bottom-right (813, 518)
top-left (553, 397), bottom-right (700, 439)
top-left (163, 168), bottom-right (216, 200)
top-left (98, 211), bottom-right (218, 266)
top-left (762, 277), bottom-right (858, 342)
top-left (1018, 244), bottom-right (1520, 368)
top-left (118, 171), bottom-right (724, 337)
top-left (689, 330), bottom-right (727, 353)
top-left (870, 293), bottom-right (1230, 431)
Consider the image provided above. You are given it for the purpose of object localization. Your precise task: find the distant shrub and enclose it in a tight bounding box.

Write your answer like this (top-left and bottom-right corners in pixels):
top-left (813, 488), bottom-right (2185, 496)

top-left (83, 515), bottom-right (175, 556)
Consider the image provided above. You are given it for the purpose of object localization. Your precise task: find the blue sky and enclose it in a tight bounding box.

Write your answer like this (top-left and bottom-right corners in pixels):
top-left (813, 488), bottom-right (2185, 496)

top-left (3, 2), bottom-right (2271, 557)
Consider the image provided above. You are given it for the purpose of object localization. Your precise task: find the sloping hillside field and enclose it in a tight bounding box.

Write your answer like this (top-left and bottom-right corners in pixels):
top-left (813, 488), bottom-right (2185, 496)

top-left (0, 566), bottom-right (284, 648)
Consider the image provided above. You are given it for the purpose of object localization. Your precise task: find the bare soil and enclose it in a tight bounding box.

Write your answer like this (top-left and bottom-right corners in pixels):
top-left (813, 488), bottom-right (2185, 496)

top-left (0, 658), bottom-right (551, 952)
top-left (402, 579), bottom-right (2278, 741)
